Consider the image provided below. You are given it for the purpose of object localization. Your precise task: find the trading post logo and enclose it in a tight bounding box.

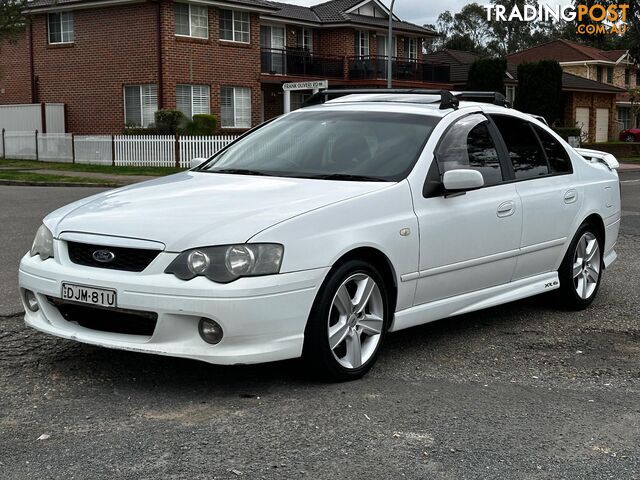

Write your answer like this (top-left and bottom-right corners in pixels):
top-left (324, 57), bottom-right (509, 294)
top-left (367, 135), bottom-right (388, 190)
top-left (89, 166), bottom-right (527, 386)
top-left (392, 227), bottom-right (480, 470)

top-left (485, 3), bottom-right (629, 35)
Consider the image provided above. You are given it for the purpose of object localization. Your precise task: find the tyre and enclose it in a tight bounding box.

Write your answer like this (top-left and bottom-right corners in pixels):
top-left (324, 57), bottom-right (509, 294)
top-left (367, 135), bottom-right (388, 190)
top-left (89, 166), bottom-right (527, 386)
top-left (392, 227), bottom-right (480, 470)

top-left (624, 134), bottom-right (636, 142)
top-left (303, 259), bottom-right (390, 381)
top-left (557, 224), bottom-right (604, 310)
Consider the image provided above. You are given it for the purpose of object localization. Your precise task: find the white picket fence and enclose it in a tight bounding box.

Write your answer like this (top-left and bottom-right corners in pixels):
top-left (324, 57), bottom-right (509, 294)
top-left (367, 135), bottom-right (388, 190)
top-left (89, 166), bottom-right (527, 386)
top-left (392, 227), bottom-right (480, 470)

top-left (0, 131), bottom-right (238, 167)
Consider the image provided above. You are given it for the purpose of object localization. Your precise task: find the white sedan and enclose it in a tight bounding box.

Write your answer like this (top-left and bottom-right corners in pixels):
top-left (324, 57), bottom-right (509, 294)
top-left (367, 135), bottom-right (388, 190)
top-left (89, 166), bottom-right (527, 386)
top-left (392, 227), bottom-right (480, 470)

top-left (19, 92), bottom-right (621, 381)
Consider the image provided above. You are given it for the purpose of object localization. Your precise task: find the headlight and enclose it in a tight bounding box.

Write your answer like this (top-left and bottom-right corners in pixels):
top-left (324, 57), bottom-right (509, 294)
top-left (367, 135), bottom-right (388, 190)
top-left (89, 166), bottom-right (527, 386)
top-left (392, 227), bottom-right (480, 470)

top-left (165, 244), bottom-right (284, 283)
top-left (30, 224), bottom-right (54, 260)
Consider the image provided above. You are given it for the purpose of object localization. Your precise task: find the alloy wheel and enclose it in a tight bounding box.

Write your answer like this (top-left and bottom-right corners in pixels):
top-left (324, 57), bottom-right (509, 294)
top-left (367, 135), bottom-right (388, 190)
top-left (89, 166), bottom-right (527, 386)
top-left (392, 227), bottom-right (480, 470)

top-left (327, 273), bottom-right (384, 369)
top-left (572, 232), bottom-right (601, 300)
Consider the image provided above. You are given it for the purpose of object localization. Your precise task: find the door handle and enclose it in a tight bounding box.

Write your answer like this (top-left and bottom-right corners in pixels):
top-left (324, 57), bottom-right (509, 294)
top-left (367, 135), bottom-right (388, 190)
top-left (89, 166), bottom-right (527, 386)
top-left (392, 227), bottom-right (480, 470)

top-left (564, 189), bottom-right (578, 204)
top-left (497, 201), bottom-right (516, 218)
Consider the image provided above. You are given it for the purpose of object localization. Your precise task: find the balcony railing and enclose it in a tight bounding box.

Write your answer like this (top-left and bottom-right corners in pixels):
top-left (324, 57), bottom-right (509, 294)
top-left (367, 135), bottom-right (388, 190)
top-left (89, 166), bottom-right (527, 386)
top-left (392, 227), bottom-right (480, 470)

top-left (260, 49), bottom-right (451, 84)
top-left (347, 56), bottom-right (450, 83)
top-left (261, 48), bottom-right (344, 79)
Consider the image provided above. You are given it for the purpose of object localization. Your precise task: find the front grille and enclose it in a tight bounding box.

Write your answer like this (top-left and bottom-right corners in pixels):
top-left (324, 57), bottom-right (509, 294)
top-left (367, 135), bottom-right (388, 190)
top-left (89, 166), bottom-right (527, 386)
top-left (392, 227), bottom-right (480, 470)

top-left (48, 297), bottom-right (157, 336)
top-left (67, 241), bottom-right (161, 272)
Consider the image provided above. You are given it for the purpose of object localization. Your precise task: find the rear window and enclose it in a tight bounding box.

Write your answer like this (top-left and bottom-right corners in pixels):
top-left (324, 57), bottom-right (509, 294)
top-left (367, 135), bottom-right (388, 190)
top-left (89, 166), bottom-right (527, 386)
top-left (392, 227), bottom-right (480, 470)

top-left (534, 126), bottom-right (573, 174)
top-left (491, 115), bottom-right (549, 179)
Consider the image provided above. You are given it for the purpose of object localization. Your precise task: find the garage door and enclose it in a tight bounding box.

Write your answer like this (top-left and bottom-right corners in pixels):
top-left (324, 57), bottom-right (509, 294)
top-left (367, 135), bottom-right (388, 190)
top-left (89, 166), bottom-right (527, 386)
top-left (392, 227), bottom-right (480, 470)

top-left (576, 107), bottom-right (590, 139)
top-left (596, 108), bottom-right (609, 142)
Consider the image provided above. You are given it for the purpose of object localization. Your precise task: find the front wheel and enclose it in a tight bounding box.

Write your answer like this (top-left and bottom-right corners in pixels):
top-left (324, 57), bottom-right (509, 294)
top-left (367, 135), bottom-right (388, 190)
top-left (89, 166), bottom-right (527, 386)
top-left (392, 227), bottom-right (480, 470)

top-left (303, 260), bottom-right (390, 381)
top-left (624, 134), bottom-right (636, 143)
top-left (557, 225), bottom-right (603, 310)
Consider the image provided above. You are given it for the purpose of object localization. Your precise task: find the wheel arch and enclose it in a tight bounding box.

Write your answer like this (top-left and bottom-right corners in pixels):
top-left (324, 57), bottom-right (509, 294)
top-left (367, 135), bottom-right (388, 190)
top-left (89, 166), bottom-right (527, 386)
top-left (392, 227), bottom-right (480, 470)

top-left (582, 212), bottom-right (605, 245)
top-left (328, 246), bottom-right (399, 315)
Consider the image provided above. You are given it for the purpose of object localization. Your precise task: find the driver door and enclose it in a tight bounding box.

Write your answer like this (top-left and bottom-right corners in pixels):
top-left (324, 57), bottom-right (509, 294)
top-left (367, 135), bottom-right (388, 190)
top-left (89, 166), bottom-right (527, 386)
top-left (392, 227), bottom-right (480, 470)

top-left (412, 113), bottom-right (523, 305)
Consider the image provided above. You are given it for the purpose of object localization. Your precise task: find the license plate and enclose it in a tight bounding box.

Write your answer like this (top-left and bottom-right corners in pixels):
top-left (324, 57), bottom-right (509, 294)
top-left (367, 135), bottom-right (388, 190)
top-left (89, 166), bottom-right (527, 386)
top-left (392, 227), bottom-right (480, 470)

top-left (61, 283), bottom-right (117, 308)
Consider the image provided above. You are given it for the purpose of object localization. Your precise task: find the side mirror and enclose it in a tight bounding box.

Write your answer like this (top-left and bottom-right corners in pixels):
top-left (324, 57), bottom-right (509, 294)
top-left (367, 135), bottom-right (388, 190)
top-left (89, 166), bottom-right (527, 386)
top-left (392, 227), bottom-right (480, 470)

top-left (442, 169), bottom-right (484, 191)
top-left (190, 157), bottom-right (207, 169)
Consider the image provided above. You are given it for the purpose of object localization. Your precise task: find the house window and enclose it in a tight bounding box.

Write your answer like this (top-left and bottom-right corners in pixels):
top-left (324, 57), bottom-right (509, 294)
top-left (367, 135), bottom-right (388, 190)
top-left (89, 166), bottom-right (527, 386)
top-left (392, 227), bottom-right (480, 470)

top-left (625, 68), bottom-right (630, 86)
top-left (607, 67), bottom-right (613, 84)
top-left (221, 87), bottom-right (251, 128)
top-left (406, 37), bottom-right (417, 61)
top-left (302, 28), bottom-right (313, 52)
top-left (596, 66), bottom-right (602, 82)
top-left (505, 85), bottom-right (516, 104)
top-left (48, 12), bottom-right (74, 44)
top-left (291, 92), bottom-right (311, 111)
top-left (174, 3), bottom-right (208, 38)
top-left (219, 9), bottom-right (250, 43)
top-left (355, 31), bottom-right (369, 57)
top-left (176, 84), bottom-right (210, 118)
top-left (637, 70), bottom-right (640, 86)
top-left (124, 85), bottom-right (158, 127)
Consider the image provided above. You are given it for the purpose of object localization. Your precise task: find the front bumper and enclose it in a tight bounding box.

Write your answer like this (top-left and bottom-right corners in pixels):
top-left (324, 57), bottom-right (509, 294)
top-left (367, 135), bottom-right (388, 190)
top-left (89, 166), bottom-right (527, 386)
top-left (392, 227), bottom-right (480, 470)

top-left (19, 247), bottom-right (328, 365)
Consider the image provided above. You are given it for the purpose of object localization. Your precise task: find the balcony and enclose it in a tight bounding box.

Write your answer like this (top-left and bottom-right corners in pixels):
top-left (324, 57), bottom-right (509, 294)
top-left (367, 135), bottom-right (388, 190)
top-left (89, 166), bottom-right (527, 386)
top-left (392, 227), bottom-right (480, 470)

top-left (260, 49), bottom-right (450, 84)
top-left (261, 48), bottom-right (344, 79)
top-left (347, 56), bottom-right (450, 83)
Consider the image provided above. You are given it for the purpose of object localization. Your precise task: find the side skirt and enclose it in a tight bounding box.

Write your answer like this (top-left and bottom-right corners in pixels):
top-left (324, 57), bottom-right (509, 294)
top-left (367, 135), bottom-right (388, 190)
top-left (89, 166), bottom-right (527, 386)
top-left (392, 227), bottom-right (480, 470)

top-left (389, 272), bottom-right (560, 332)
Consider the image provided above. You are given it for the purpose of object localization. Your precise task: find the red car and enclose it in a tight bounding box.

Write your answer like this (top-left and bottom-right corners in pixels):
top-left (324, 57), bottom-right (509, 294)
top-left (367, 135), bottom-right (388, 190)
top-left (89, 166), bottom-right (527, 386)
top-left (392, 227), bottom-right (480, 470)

top-left (619, 129), bottom-right (640, 142)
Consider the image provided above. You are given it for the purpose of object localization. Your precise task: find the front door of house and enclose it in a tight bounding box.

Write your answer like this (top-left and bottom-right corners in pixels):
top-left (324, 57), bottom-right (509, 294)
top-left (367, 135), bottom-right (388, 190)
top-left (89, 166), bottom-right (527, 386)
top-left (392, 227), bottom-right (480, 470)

top-left (376, 35), bottom-right (396, 79)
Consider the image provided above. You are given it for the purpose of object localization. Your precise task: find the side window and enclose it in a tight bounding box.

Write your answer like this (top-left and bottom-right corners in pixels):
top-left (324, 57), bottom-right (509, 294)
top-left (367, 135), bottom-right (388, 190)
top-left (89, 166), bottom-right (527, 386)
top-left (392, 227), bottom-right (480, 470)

top-left (435, 114), bottom-right (503, 186)
top-left (491, 116), bottom-right (549, 179)
top-left (534, 126), bottom-right (573, 174)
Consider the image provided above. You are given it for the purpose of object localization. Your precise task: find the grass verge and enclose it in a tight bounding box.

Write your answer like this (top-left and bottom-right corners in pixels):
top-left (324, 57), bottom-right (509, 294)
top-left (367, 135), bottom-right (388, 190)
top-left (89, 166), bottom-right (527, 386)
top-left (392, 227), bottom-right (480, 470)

top-left (0, 159), bottom-right (183, 176)
top-left (0, 171), bottom-right (119, 186)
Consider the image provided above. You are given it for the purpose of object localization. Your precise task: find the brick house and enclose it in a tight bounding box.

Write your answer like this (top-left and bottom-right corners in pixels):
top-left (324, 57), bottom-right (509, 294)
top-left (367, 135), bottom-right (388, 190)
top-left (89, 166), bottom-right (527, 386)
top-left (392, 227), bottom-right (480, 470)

top-left (0, 0), bottom-right (443, 134)
top-left (425, 46), bottom-right (626, 142)
top-left (506, 39), bottom-right (636, 138)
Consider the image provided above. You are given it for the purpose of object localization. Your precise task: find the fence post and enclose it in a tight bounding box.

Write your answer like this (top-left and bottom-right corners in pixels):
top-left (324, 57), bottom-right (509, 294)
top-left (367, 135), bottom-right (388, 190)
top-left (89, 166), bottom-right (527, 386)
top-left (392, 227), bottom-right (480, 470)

top-left (71, 133), bottom-right (75, 164)
top-left (35, 130), bottom-right (39, 161)
top-left (1, 129), bottom-right (5, 160)
top-left (111, 134), bottom-right (115, 166)
top-left (175, 133), bottom-right (180, 168)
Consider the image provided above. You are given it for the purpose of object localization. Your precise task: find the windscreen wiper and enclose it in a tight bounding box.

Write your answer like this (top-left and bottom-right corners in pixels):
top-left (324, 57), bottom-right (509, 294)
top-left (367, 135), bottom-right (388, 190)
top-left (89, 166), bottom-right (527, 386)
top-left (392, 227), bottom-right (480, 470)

top-left (211, 168), bottom-right (273, 177)
top-left (307, 173), bottom-right (388, 182)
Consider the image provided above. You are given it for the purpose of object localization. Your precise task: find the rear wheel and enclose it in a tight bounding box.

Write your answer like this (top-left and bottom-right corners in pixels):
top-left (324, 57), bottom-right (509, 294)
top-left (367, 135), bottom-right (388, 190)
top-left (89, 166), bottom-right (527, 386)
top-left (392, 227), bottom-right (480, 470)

top-left (303, 260), bottom-right (390, 381)
top-left (624, 134), bottom-right (636, 142)
top-left (557, 224), bottom-right (603, 310)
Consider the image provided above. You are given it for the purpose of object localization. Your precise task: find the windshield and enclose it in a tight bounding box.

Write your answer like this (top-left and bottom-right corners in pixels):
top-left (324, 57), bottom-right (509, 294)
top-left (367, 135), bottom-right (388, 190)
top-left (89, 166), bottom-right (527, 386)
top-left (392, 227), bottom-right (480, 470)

top-left (199, 110), bottom-right (439, 181)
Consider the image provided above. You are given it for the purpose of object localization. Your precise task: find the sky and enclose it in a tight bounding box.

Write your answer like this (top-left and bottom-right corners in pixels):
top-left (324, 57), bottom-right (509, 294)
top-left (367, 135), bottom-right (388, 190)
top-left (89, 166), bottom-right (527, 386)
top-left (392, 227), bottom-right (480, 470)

top-left (279, 0), bottom-right (573, 27)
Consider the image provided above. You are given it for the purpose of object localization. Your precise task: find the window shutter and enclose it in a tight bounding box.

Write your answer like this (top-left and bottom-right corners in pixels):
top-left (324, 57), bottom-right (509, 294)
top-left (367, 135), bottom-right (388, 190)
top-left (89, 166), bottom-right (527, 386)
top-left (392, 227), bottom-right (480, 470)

top-left (235, 88), bottom-right (251, 128)
top-left (124, 86), bottom-right (142, 126)
top-left (192, 85), bottom-right (210, 115)
top-left (220, 87), bottom-right (234, 127)
top-left (141, 85), bottom-right (158, 127)
top-left (176, 85), bottom-right (192, 118)
top-left (354, 31), bottom-right (359, 56)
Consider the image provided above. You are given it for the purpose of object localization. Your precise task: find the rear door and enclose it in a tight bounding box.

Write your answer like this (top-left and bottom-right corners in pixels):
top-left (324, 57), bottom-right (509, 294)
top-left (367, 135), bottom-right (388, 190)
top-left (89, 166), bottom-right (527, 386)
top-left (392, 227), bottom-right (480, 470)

top-left (490, 115), bottom-right (581, 279)
top-left (411, 113), bottom-right (522, 305)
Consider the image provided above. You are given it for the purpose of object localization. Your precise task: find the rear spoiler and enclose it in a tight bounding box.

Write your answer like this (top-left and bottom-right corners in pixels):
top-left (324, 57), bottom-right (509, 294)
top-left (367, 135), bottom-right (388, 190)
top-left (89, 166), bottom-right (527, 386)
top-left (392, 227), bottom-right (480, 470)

top-left (574, 148), bottom-right (619, 171)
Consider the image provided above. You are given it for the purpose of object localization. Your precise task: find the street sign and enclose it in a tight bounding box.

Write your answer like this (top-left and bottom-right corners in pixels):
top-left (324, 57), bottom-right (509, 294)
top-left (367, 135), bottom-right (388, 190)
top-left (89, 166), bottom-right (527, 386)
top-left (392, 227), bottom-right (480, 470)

top-left (282, 80), bottom-right (328, 91)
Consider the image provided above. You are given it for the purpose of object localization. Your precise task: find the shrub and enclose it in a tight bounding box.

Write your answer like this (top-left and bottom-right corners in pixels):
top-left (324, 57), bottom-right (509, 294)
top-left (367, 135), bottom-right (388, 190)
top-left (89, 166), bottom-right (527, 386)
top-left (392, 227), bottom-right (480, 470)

top-left (123, 124), bottom-right (157, 135)
top-left (154, 109), bottom-right (187, 135)
top-left (553, 127), bottom-right (581, 141)
top-left (515, 61), bottom-right (563, 126)
top-left (466, 57), bottom-right (506, 93)
top-left (183, 114), bottom-right (218, 136)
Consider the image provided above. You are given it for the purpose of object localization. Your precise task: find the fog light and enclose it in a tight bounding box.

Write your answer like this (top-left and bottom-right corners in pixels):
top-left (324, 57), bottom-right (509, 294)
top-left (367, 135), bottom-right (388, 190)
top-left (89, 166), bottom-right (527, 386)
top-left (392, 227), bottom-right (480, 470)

top-left (24, 290), bottom-right (39, 312)
top-left (198, 318), bottom-right (223, 345)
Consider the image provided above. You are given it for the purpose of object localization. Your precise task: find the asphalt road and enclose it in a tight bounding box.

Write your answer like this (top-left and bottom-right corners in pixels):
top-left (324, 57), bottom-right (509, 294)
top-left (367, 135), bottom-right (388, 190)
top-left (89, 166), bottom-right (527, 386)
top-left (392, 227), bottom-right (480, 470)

top-left (0, 173), bottom-right (639, 479)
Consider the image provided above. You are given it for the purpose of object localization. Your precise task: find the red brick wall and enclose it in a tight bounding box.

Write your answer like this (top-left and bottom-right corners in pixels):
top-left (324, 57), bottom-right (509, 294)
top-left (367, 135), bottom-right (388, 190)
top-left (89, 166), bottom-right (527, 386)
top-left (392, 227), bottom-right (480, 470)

top-left (563, 91), bottom-right (617, 142)
top-left (0, 31), bottom-right (33, 104)
top-left (31, 3), bottom-right (159, 134)
top-left (159, 3), bottom-right (262, 134)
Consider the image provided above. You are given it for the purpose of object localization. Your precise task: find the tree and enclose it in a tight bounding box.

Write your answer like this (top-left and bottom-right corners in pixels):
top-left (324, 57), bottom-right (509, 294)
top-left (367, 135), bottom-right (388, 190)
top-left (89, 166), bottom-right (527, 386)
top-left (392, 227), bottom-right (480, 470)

top-left (425, 3), bottom-right (489, 54)
top-left (628, 87), bottom-right (640, 129)
top-left (0, 0), bottom-right (27, 41)
top-left (486, 0), bottom-right (539, 56)
top-left (514, 61), bottom-right (563, 125)
top-left (467, 58), bottom-right (506, 92)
